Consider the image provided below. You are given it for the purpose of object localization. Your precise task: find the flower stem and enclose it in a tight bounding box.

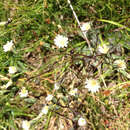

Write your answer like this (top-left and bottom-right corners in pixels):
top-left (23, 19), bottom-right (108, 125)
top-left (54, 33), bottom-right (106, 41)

top-left (67, 0), bottom-right (92, 53)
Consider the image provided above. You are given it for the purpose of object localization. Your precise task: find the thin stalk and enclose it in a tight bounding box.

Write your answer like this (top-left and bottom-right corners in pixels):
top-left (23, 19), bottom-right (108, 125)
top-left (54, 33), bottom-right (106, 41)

top-left (67, 0), bottom-right (92, 54)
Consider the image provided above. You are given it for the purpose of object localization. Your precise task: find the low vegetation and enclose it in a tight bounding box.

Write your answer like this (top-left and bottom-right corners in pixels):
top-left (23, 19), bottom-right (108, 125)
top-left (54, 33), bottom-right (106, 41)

top-left (0, 0), bottom-right (129, 129)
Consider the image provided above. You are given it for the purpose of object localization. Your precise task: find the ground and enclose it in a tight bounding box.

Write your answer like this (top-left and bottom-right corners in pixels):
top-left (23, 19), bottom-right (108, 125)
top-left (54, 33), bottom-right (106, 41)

top-left (0, 0), bottom-right (130, 129)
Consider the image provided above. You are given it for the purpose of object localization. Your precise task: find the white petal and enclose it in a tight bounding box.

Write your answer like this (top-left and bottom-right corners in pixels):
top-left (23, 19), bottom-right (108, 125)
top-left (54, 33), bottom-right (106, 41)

top-left (78, 117), bottom-right (86, 126)
top-left (54, 35), bottom-right (68, 48)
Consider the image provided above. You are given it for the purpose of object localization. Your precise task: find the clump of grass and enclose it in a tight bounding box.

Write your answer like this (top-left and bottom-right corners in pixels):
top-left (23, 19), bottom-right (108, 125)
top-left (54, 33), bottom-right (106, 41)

top-left (0, 0), bottom-right (129, 129)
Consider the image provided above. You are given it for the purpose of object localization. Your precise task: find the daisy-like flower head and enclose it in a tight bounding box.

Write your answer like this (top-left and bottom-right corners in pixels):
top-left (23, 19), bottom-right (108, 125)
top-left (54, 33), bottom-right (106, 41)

top-left (54, 82), bottom-right (60, 90)
top-left (0, 21), bottom-right (6, 26)
top-left (114, 59), bottom-right (126, 70)
top-left (3, 40), bottom-right (14, 52)
top-left (98, 44), bottom-right (109, 54)
top-left (45, 94), bottom-right (53, 102)
top-left (54, 35), bottom-right (68, 48)
top-left (78, 117), bottom-right (87, 126)
top-left (69, 88), bottom-right (78, 96)
top-left (85, 79), bottom-right (100, 93)
top-left (8, 66), bottom-right (17, 74)
top-left (19, 87), bottom-right (28, 98)
top-left (41, 105), bottom-right (49, 115)
top-left (22, 120), bottom-right (30, 130)
top-left (81, 22), bottom-right (91, 32)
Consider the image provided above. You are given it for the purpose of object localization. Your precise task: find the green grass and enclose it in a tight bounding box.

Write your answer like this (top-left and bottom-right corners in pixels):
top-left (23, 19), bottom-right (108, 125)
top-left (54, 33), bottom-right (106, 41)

top-left (0, 0), bottom-right (129, 129)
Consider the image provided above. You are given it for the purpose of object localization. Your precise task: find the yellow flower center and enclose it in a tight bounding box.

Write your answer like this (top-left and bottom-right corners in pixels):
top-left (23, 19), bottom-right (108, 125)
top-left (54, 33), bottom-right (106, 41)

top-left (103, 46), bottom-right (108, 53)
top-left (91, 80), bottom-right (97, 87)
top-left (44, 106), bottom-right (48, 110)
top-left (12, 67), bottom-right (16, 71)
top-left (85, 25), bottom-right (90, 30)
top-left (22, 88), bottom-right (27, 94)
top-left (118, 62), bottom-right (124, 68)
top-left (60, 40), bottom-right (65, 45)
top-left (81, 120), bottom-right (84, 123)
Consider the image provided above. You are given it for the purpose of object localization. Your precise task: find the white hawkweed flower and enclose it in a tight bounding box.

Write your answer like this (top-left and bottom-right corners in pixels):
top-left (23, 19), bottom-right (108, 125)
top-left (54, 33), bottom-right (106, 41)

top-left (3, 40), bottom-right (14, 52)
top-left (57, 24), bottom-right (62, 29)
top-left (69, 88), bottom-right (78, 96)
top-left (8, 66), bottom-right (17, 74)
top-left (81, 22), bottom-right (91, 32)
top-left (54, 35), bottom-right (68, 48)
top-left (19, 87), bottom-right (28, 98)
top-left (22, 120), bottom-right (30, 130)
top-left (114, 59), bottom-right (126, 70)
top-left (41, 105), bottom-right (49, 115)
top-left (78, 117), bottom-right (87, 126)
top-left (54, 83), bottom-right (60, 90)
top-left (85, 79), bottom-right (101, 93)
top-left (33, 105), bottom-right (49, 120)
top-left (45, 94), bottom-right (53, 102)
top-left (98, 44), bottom-right (109, 54)
top-left (0, 21), bottom-right (6, 26)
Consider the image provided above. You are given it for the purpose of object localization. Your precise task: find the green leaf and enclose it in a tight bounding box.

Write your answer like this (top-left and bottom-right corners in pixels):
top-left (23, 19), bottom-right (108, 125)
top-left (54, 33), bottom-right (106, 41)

top-left (98, 19), bottom-right (130, 31)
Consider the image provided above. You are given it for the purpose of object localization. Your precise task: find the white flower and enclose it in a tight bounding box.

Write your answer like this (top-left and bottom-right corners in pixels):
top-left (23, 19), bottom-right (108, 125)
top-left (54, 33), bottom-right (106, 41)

top-left (98, 44), bottom-right (109, 54)
top-left (33, 105), bottom-right (49, 120)
top-left (45, 94), bottom-right (53, 102)
top-left (8, 66), bottom-right (17, 74)
top-left (22, 120), bottom-right (30, 130)
top-left (114, 60), bottom-right (126, 70)
top-left (41, 105), bottom-right (49, 115)
top-left (54, 35), bottom-right (68, 48)
top-left (57, 24), bottom-right (62, 29)
top-left (81, 22), bottom-right (91, 32)
top-left (85, 79), bottom-right (100, 93)
top-left (78, 117), bottom-right (86, 126)
top-left (69, 88), bottom-right (78, 96)
top-left (54, 83), bottom-right (60, 90)
top-left (0, 21), bottom-right (6, 26)
top-left (3, 40), bottom-right (14, 52)
top-left (19, 87), bottom-right (28, 98)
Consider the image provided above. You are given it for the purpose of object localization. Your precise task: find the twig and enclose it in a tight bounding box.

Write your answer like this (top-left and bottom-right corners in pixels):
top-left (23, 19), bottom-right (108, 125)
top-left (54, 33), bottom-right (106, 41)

top-left (52, 110), bottom-right (72, 121)
top-left (67, 0), bottom-right (92, 53)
